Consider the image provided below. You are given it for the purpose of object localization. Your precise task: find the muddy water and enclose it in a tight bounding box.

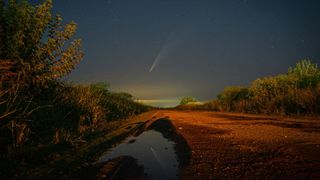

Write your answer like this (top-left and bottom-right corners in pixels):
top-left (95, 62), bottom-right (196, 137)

top-left (98, 130), bottom-right (179, 179)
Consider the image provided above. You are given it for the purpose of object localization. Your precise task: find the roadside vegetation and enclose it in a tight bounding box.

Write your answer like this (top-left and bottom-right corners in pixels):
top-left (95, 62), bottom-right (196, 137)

top-left (177, 59), bottom-right (320, 115)
top-left (0, 0), bottom-right (149, 177)
top-left (176, 96), bottom-right (204, 110)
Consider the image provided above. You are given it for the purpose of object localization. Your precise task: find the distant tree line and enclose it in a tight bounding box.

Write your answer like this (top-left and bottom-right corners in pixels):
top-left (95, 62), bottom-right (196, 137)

top-left (180, 96), bottom-right (198, 105)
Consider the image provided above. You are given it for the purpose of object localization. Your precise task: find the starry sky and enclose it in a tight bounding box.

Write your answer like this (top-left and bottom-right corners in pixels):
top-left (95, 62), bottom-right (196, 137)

top-left (52, 0), bottom-right (320, 107)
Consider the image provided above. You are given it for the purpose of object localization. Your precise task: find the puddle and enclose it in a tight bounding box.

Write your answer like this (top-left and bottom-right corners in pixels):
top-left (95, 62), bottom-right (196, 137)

top-left (98, 130), bottom-right (179, 180)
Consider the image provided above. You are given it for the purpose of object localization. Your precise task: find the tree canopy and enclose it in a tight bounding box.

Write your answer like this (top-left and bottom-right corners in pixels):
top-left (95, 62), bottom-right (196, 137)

top-left (0, 0), bottom-right (83, 88)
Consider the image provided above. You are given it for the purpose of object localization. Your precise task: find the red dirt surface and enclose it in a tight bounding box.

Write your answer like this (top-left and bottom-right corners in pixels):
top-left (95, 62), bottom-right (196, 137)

top-left (153, 110), bottom-right (320, 179)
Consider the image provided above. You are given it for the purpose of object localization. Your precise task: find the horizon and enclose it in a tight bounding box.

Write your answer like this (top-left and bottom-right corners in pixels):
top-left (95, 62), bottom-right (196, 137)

top-left (51, 0), bottom-right (320, 107)
top-left (2, 1), bottom-right (320, 179)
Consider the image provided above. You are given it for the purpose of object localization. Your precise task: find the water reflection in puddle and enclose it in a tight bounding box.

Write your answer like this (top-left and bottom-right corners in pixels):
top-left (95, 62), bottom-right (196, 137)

top-left (98, 130), bottom-right (179, 180)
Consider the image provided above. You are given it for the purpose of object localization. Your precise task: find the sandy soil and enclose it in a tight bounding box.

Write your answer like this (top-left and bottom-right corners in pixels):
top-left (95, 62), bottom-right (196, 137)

top-left (151, 110), bottom-right (320, 179)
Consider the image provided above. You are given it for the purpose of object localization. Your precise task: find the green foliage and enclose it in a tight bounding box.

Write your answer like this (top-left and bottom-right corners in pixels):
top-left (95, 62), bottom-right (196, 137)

top-left (0, 81), bottom-right (150, 149)
top-left (0, 1), bottom-right (149, 155)
top-left (0, 2), bottom-right (150, 178)
top-left (0, 0), bottom-right (84, 151)
top-left (202, 100), bottom-right (220, 111)
top-left (180, 96), bottom-right (197, 105)
top-left (90, 82), bottom-right (110, 91)
top-left (217, 86), bottom-right (252, 112)
top-left (288, 59), bottom-right (320, 88)
top-left (87, 82), bottom-right (149, 120)
top-left (210, 59), bottom-right (320, 115)
top-left (32, 82), bottom-right (149, 145)
top-left (0, 0), bottom-right (83, 88)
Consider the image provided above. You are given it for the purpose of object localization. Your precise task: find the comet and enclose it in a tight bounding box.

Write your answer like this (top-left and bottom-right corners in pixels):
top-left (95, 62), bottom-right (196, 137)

top-left (148, 21), bottom-right (197, 73)
top-left (149, 40), bottom-right (173, 72)
top-left (149, 52), bottom-right (162, 72)
top-left (149, 26), bottom-right (190, 72)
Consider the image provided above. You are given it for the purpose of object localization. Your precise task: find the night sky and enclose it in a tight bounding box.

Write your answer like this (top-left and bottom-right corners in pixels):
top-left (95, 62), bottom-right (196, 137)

top-left (52, 0), bottom-right (320, 107)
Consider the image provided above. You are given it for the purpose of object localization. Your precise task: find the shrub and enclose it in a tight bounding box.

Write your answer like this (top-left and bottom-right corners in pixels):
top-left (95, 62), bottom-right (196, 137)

top-left (180, 96), bottom-right (198, 105)
top-left (187, 59), bottom-right (320, 115)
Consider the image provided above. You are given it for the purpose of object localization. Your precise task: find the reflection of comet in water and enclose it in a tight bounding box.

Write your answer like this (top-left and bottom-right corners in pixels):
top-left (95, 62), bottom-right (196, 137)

top-left (150, 147), bottom-right (168, 178)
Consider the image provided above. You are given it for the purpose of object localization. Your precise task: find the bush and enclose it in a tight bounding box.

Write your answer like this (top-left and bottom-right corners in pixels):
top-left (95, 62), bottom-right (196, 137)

top-left (0, 0), bottom-right (84, 151)
top-left (180, 96), bottom-right (198, 105)
top-left (0, 1), bottom-right (150, 154)
top-left (187, 59), bottom-right (320, 115)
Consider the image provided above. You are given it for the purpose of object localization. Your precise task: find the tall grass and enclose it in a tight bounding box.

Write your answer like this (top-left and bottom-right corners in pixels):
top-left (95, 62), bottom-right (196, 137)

top-left (0, 81), bottom-right (150, 155)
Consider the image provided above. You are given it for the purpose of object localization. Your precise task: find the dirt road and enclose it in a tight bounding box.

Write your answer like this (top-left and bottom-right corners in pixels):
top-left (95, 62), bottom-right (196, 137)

top-left (152, 110), bottom-right (320, 179)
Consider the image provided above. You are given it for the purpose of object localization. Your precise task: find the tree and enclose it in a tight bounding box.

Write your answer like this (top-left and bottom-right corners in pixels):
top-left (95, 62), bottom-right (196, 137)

top-left (180, 96), bottom-right (197, 105)
top-left (0, 0), bottom-right (83, 88)
top-left (0, 0), bottom-right (83, 149)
